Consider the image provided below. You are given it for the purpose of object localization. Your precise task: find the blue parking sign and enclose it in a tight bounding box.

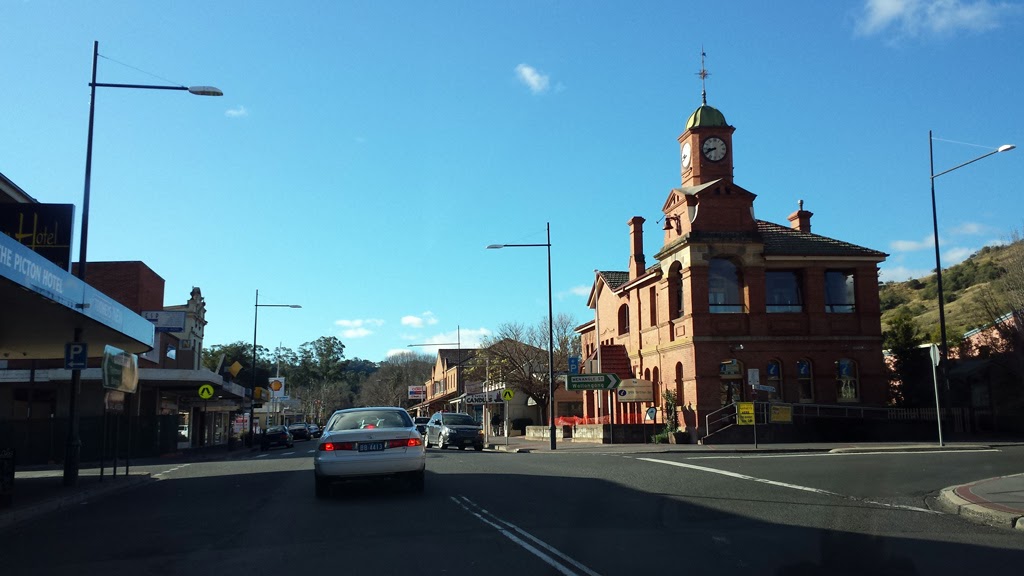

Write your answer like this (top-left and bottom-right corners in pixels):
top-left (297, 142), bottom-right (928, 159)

top-left (568, 356), bottom-right (580, 375)
top-left (65, 342), bottom-right (88, 370)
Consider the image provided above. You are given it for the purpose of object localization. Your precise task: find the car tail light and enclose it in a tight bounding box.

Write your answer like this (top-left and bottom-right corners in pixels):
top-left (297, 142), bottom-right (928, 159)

top-left (319, 442), bottom-right (355, 451)
top-left (386, 437), bottom-right (422, 448)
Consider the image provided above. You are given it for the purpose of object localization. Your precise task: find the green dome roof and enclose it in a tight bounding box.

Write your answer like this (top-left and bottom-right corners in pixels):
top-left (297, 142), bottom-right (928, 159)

top-left (685, 105), bottom-right (728, 130)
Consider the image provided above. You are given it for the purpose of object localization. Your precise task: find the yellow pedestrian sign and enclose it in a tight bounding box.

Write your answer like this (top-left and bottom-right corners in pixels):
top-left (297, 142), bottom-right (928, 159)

top-left (198, 384), bottom-right (215, 399)
top-left (501, 389), bottom-right (515, 402)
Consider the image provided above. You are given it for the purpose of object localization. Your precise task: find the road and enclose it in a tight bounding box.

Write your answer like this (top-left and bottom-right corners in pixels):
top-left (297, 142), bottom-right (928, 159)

top-left (3, 444), bottom-right (1023, 574)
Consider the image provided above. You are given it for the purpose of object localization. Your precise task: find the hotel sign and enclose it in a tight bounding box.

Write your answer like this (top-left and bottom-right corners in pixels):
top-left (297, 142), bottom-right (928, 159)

top-left (0, 204), bottom-right (75, 271)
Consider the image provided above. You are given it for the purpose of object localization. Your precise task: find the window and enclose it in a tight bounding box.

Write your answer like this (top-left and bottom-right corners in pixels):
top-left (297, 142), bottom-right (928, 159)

top-left (618, 304), bottom-right (630, 334)
top-left (766, 271), bottom-right (802, 313)
top-left (709, 259), bottom-right (744, 313)
top-left (670, 262), bottom-right (685, 319)
top-left (836, 358), bottom-right (859, 401)
top-left (797, 359), bottom-right (814, 402)
top-left (649, 286), bottom-right (658, 327)
top-left (674, 362), bottom-right (684, 407)
top-left (766, 360), bottom-right (782, 401)
top-left (825, 270), bottom-right (855, 313)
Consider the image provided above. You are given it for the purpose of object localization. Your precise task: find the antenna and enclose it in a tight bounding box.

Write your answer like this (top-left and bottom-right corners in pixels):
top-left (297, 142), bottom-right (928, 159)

top-left (696, 47), bottom-right (710, 105)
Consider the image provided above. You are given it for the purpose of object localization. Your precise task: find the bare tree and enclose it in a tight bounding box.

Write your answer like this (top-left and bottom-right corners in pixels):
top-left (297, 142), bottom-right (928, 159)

top-left (479, 313), bottom-right (580, 424)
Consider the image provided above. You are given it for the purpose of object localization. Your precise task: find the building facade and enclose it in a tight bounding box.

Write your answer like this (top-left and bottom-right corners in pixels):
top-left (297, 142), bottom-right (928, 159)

top-left (577, 99), bottom-right (888, 439)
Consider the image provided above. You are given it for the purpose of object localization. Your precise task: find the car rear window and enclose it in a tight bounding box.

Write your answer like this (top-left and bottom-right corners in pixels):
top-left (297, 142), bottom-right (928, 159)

top-left (329, 410), bottom-right (412, 431)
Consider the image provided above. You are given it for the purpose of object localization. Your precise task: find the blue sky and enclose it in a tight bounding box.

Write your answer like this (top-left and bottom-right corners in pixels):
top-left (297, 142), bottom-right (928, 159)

top-left (2, 1), bottom-right (1022, 362)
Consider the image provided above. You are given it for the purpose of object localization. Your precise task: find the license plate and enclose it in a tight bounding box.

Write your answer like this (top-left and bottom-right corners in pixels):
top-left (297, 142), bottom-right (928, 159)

top-left (358, 442), bottom-right (385, 452)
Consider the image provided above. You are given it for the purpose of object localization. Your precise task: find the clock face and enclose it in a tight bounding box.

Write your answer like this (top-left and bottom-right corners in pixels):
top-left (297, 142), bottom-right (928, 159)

top-left (701, 136), bottom-right (727, 162)
top-left (680, 142), bottom-right (692, 169)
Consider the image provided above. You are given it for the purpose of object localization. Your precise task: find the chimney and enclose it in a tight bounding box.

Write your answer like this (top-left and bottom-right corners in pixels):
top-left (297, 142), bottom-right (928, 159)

top-left (629, 216), bottom-right (646, 279)
top-left (787, 199), bottom-right (813, 234)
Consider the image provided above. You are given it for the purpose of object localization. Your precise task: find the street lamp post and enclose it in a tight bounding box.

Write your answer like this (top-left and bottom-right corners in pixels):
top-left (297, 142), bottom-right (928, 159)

top-left (929, 131), bottom-right (1014, 439)
top-left (487, 222), bottom-right (556, 450)
top-left (64, 40), bottom-right (222, 486)
top-left (251, 290), bottom-right (301, 445)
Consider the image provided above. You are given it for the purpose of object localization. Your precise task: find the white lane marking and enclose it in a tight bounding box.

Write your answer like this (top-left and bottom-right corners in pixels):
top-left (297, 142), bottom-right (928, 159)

top-left (255, 454), bottom-right (269, 458)
top-left (451, 496), bottom-right (602, 576)
top-left (688, 449), bottom-right (1000, 460)
top-left (281, 452), bottom-right (295, 456)
top-left (152, 463), bottom-right (190, 479)
top-left (636, 457), bottom-right (941, 515)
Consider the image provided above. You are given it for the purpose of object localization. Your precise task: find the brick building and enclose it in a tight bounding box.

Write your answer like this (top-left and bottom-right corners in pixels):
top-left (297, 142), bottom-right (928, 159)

top-left (576, 97), bottom-right (888, 440)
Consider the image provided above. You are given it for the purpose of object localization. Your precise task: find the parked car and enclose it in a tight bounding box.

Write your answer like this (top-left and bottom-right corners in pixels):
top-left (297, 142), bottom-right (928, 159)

top-left (424, 412), bottom-right (484, 451)
top-left (308, 423), bottom-right (322, 438)
top-left (261, 425), bottom-right (294, 451)
top-left (288, 422), bottom-right (312, 441)
top-left (313, 406), bottom-right (425, 497)
top-left (413, 417), bottom-right (430, 436)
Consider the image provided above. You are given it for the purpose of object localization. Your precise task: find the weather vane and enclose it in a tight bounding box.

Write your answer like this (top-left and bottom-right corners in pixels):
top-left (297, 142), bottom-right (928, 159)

top-left (696, 47), bottom-right (710, 105)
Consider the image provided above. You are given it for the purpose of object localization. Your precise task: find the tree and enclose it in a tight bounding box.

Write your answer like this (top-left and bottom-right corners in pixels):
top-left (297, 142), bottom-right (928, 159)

top-left (290, 336), bottom-right (360, 422)
top-left (973, 230), bottom-right (1024, 356)
top-left (359, 352), bottom-right (433, 407)
top-left (479, 313), bottom-right (580, 424)
top-left (882, 312), bottom-right (928, 406)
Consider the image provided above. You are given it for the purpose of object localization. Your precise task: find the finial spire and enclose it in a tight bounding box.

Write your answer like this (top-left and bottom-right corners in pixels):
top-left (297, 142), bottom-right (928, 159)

top-left (696, 47), bottom-right (710, 106)
top-left (798, 199), bottom-right (804, 211)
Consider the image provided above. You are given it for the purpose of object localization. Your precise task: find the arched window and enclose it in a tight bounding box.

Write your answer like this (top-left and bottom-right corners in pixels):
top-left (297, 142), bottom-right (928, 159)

top-left (836, 358), bottom-right (859, 401)
top-left (617, 304), bottom-right (630, 335)
top-left (668, 262), bottom-right (685, 319)
top-left (797, 359), bottom-right (814, 402)
top-left (652, 367), bottom-right (661, 406)
top-left (709, 259), bottom-right (744, 313)
top-left (674, 362), bottom-right (684, 406)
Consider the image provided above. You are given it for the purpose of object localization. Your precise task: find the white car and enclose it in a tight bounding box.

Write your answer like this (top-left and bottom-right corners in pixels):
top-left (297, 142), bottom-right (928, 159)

top-left (313, 407), bottom-right (426, 497)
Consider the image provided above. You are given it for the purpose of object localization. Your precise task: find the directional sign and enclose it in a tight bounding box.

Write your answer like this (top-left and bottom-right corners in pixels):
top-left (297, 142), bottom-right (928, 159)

top-left (501, 389), bottom-right (515, 402)
top-left (65, 342), bottom-right (88, 370)
top-left (198, 384), bottom-right (215, 399)
top-left (566, 373), bottom-right (621, 391)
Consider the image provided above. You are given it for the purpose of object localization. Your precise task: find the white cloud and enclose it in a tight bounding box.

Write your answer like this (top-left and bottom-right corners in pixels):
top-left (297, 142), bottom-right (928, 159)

top-left (401, 312), bottom-right (438, 328)
top-left (855, 0), bottom-right (1017, 38)
top-left (890, 235), bottom-right (934, 252)
top-left (950, 221), bottom-right (988, 235)
top-left (879, 265), bottom-right (934, 283)
top-left (225, 105), bottom-right (248, 118)
top-left (515, 63), bottom-right (550, 94)
top-left (944, 246), bottom-right (974, 264)
top-left (334, 318), bottom-right (384, 338)
top-left (569, 285), bottom-right (591, 296)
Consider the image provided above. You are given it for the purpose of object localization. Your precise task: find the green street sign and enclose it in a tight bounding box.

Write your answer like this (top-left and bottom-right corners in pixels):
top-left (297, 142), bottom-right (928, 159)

top-left (566, 373), bottom-right (621, 391)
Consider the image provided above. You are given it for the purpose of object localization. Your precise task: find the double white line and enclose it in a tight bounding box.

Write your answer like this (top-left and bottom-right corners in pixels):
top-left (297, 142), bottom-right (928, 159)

top-left (451, 495), bottom-right (602, 576)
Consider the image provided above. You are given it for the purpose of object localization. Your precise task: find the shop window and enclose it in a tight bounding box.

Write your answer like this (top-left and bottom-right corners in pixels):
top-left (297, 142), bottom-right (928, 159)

top-left (618, 304), bottom-right (630, 335)
top-left (836, 358), bottom-right (859, 401)
top-left (766, 360), bottom-right (782, 401)
top-left (766, 271), bottom-right (803, 313)
top-left (797, 359), bottom-right (814, 402)
top-left (709, 259), bottom-right (744, 313)
top-left (825, 270), bottom-right (856, 313)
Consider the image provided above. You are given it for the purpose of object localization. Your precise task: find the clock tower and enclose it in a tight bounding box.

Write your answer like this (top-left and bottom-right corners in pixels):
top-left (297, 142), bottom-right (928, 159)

top-left (678, 55), bottom-right (735, 187)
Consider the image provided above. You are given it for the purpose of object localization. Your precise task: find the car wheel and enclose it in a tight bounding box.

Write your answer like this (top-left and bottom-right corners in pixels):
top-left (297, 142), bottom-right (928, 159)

top-left (424, 434), bottom-right (432, 448)
top-left (261, 444), bottom-right (268, 452)
top-left (315, 475), bottom-right (330, 499)
top-left (409, 470), bottom-right (425, 494)
top-left (474, 445), bottom-right (483, 451)
top-left (439, 439), bottom-right (447, 450)
top-left (458, 445), bottom-right (466, 451)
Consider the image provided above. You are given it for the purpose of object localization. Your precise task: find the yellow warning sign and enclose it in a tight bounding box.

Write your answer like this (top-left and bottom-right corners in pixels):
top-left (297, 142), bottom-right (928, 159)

top-left (736, 402), bottom-right (755, 426)
top-left (501, 389), bottom-right (515, 402)
top-left (198, 384), bottom-right (215, 399)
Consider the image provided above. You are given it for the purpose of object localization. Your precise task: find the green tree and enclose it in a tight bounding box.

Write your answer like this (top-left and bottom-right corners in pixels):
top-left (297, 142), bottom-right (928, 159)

top-left (359, 352), bottom-right (433, 407)
top-left (883, 312), bottom-right (929, 406)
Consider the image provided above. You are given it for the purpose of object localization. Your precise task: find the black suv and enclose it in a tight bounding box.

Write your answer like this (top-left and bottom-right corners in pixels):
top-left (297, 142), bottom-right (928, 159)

top-left (424, 412), bottom-right (483, 451)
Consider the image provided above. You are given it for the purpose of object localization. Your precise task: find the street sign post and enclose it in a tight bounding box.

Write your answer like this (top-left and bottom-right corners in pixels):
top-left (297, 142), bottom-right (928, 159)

top-left (566, 373), bottom-right (621, 390)
top-left (930, 343), bottom-right (944, 447)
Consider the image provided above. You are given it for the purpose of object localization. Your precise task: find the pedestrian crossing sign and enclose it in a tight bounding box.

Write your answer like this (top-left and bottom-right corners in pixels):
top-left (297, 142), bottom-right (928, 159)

top-left (501, 389), bottom-right (515, 401)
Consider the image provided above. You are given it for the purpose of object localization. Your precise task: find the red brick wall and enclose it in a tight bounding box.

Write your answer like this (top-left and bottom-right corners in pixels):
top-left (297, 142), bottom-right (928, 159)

top-left (72, 261), bottom-right (165, 313)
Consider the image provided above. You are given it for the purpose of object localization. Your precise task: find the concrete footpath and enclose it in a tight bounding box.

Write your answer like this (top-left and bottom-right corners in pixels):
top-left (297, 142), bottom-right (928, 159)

top-left (0, 445), bottom-right (257, 532)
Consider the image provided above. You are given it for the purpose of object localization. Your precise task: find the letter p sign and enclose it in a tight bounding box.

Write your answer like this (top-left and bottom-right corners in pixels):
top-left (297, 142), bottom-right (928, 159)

top-left (65, 342), bottom-right (88, 370)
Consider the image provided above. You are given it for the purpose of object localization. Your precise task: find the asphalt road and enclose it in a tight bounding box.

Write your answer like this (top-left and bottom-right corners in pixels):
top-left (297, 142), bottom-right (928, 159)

top-left (2, 443), bottom-right (1023, 574)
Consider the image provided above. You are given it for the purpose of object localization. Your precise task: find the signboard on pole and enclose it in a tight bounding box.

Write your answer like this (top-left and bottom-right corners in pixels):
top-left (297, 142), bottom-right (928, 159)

top-left (101, 345), bottom-right (139, 394)
top-left (408, 385), bottom-right (426, 400)
top-left (141, 310), bottom-right (186, 333)
top-left (616, 379), bottom-right (654, 402)
top-left (736, 402), bottom-right (755, 426)
top-left (769, 404), bottom-right (793, 423)
top-left (566, 373), bottom-right (621, 391)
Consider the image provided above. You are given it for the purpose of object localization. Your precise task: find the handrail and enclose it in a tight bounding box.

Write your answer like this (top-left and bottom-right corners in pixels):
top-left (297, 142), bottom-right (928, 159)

top-left (704, 402), bottom-right (738, 439)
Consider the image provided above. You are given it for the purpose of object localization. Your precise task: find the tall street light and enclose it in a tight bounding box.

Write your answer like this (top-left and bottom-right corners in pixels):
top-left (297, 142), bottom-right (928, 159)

top-left (487, 222), bottom-right (556, 450)
top-left (65, 40), bottom-right (222, 486)
top-left (251, 290), bottom-right (301, 444)
top-left (929, 131), bottom-right (1014, 421)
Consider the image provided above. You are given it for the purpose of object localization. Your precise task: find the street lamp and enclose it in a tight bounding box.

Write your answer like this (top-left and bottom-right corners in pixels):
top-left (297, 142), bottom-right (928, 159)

top-left (251, 290), bottom-right (301, 444)
top-left (487, 222), bottom-right (556, 450)
top-left (929, 130), bottom-right (1014, 427)
top-left (64, 41), bottom-right (222, 486)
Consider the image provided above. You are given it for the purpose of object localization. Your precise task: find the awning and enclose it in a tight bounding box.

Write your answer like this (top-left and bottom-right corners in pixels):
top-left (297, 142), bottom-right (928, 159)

top-left (0, 367), bottom-right (245, 400)
top-left (0, 233), bottom-right (154, 359)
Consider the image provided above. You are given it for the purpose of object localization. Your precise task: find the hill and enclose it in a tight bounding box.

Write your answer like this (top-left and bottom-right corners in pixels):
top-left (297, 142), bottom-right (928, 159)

top-left (879, 238), bottom-right (1024, 342)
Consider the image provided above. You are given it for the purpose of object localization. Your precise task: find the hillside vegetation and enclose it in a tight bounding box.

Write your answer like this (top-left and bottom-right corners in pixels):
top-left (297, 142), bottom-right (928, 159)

top-left (879, 238), bottom-right (1024, 341)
